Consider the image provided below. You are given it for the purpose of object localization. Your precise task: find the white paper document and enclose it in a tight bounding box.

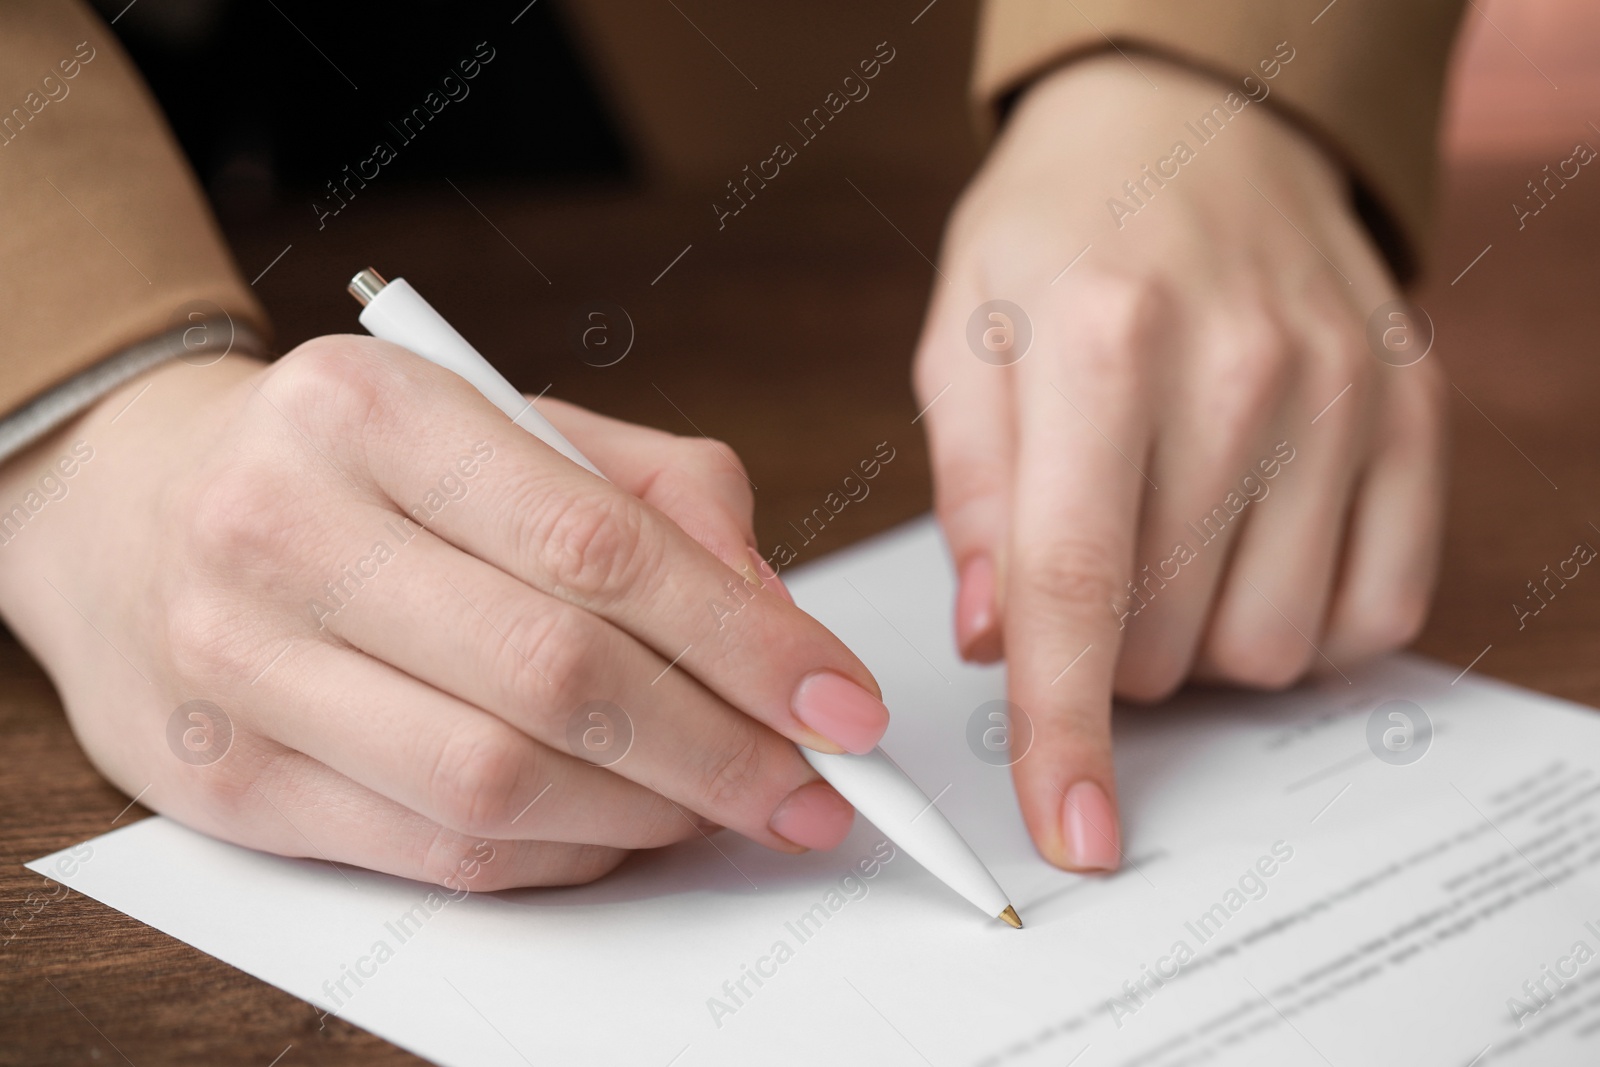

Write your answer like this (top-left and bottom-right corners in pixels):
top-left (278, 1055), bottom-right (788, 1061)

top-left (30, 517), bottom-right (1600, 1066)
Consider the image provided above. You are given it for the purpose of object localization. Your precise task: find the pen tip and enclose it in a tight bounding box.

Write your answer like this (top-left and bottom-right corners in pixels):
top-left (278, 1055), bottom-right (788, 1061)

top-left (999, 905), bottom-right (1023, 930)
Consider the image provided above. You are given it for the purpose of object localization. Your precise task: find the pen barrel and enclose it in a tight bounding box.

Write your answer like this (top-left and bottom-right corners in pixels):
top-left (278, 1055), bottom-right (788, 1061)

top-left (802, 746), bottom-right (1012, 920)
top-left (357, 278), bottom-right (604, 478)
top-left (349, 273), bottom-right (1010, 923)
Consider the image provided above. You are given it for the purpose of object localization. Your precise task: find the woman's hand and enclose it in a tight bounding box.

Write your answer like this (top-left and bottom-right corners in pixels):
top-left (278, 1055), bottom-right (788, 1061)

top-left (0, 335), bottom-right (893, 889)
top-left (915, 55), bottom-right (1446, 871)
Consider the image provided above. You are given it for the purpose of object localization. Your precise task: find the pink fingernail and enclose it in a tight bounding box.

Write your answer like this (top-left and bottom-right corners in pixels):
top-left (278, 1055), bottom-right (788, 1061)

top-left (956, 555), bottom-right (1002, 662)
top-left (748, 546), bottom-right (794, 604)
top-left (792, 671), bottom-right (890, 755)
top-left (1061, 780), bottom-right (1121, 871)
top-left (768, 780), bottom-right (855, 851)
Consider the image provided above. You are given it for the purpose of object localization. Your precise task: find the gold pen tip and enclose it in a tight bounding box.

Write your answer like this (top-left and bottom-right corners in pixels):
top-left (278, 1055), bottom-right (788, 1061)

top-left (999, 905), bottom-right (1023, 929)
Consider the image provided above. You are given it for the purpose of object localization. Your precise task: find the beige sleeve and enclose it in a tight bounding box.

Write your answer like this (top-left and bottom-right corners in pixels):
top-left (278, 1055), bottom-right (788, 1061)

top-left (0, 0), bottom-right (269, 450)
top-left (972, 0), bottom-right (1469, 280)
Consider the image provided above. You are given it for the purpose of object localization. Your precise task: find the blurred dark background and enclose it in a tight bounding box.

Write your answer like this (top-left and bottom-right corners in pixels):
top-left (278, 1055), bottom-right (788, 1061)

top-left (89, 0), bottom-right (632, 215)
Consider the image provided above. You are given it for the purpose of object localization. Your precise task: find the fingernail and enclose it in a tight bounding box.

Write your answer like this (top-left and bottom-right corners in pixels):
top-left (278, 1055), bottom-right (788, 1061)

top-left (792, 671), bottom-right (890, 755)
top-left (956, 555), bottom-right (1002, 662)
top-left (1060, 780), bottom-right (1121, 871)
top-left (769, 780), bottom-right (855, 851)
top-left (747, 546), bottom-right (794, 604)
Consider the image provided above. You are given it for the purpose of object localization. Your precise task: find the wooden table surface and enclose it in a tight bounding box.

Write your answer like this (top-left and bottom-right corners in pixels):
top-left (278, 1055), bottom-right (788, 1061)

top-left (3, 151), bottom-right (1598, 1063)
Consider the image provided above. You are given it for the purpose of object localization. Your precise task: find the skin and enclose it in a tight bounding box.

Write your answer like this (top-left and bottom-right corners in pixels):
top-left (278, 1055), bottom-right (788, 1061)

top-left (0, 339), bottom-right (891, 890)
top-left (914, 56), bottom-right (1446, 870)
top-left (0, 53), bottom-right (1447, 891)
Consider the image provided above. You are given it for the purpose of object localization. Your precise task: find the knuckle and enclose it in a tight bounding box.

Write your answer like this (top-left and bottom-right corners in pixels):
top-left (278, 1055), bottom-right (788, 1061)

top-left (418, 828), bottom-right (496, 890)
top-left (932, 448), bottom-right (1006, 504)
top-left (1209, 314), bottom-right (1294, 429)
top-left (164, 589), bottom-right (252, 684)
top-left (191, 749), bottom-right (311, 843)
top-left (1026, 693), bottom-right (1111, 754)
top-left (267, 336), bottom-right (390, 431)
top-left (936, 495), bottom-right (1006, 547)
top-left (427, 726), bottom-right (528, 837)
top-left (1059, 271), bottom-right (1169, 376)
top-left (681, 437), bottom-right (748, 487)
top-left (189, 749), bottom-right (266, 822)
top-left (180, 461), bottom-right (301, 572)
top-left (534, 492), bottom-right (657, 603)
top-left (461, 841), bottom-right (628, 890)
top-left (496, 603), bottom-right (593, 711)
top-left (1021, 540), bottom-right (1125, 620)
top-left (627, 801), bottom-right (702, 849)
top-left (1207, 623), bottom-right (1314, 690)
top-left (698, 723), bottom-right (768, 814)
top-left (659, 438), bottom-right (754, 523)
top-left (538, 844), bottom-right (629, 888)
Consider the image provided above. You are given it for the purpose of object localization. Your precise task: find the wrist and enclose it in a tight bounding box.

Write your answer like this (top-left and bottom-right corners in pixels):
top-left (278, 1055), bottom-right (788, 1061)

top-left (1002, 51), bottom-right (1343, 201)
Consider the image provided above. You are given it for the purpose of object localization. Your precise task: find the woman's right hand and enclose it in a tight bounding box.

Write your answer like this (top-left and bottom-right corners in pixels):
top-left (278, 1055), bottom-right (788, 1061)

top-left (0, 336), bottom-right (891, 890)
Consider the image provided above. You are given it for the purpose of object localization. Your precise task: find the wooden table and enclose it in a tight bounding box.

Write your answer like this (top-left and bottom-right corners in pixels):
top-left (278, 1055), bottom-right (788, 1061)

top-left (3, 154), bottom-right (1598, 1063)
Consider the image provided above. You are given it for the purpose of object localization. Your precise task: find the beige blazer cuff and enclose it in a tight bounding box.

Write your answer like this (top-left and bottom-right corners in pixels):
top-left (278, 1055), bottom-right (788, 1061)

top-left (972, 0), bottom-right (1468, 281)
top-left (0, 1), bottom-right (269, 434)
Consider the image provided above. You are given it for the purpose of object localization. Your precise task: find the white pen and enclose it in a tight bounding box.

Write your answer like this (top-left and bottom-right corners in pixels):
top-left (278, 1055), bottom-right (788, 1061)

top-left (347, 268), bottom-right (1022, 929)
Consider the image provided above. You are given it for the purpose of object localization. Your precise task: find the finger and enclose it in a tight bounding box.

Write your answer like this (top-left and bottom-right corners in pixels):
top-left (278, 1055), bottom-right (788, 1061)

top-left (536, 398), bottom-right (782, 597)
top-left (1113, 310), bottom-right (1294, 701)
top-left (914, 286), bottom-right (1016, 662)
top-left (269, 340), bottom-right (890, 757)
top-left (239, 632), bottom-right (707, 850)
top-left (1006, 279), bottom-right (1157, 872)
top-left (1195, 323), bottom-right (1368, 687)
top-left (310, 514), bottom-right (855, 852)
top-left (165, 745), bottom-right (630, 891)
top-left (1321, 360), bottom-right (1446, 663)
